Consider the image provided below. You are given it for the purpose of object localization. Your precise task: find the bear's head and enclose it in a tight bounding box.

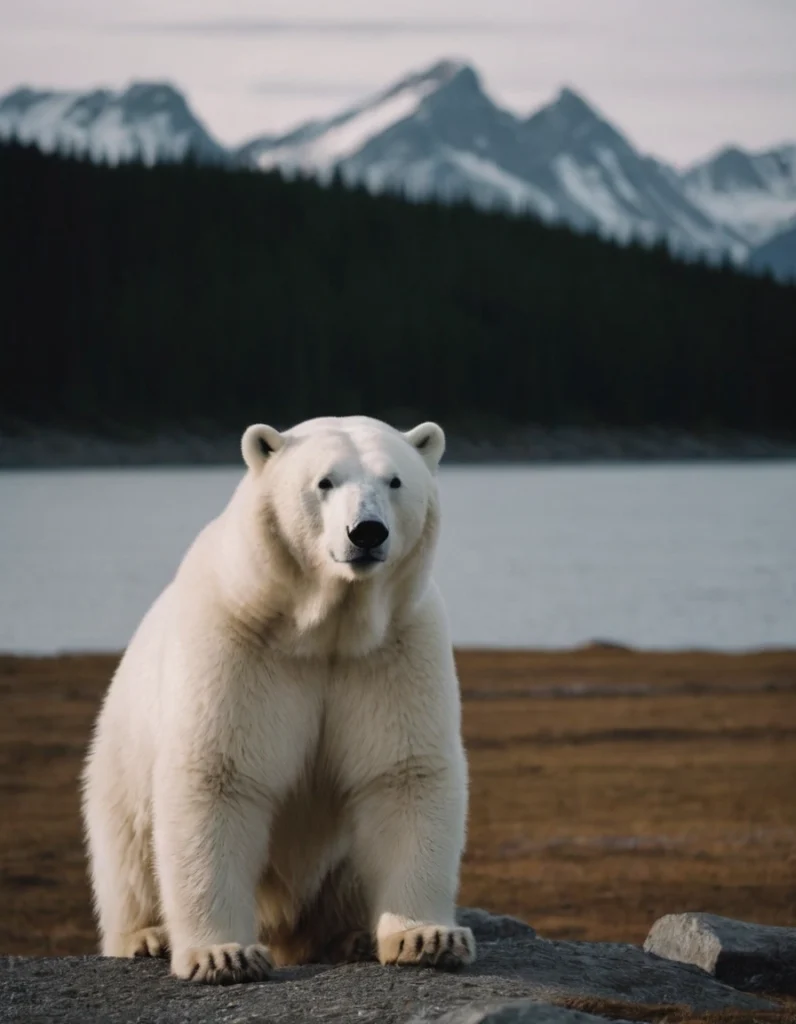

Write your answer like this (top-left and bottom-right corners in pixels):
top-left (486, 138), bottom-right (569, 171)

top-left (239, 416), bottom-right (445, 588)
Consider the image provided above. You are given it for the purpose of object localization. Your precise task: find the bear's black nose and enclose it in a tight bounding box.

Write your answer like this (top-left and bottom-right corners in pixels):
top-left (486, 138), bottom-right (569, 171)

top-left (347, 519), bottom-right (389, 550)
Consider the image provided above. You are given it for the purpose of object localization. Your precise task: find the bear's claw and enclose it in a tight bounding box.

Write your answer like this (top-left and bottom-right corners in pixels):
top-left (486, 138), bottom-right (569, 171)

top-left (120, 926), bottom-right (169, 959)
top-left (172, 943), bottom-right (274, 984)
top-left (378, 925), bottom-right (475, 969)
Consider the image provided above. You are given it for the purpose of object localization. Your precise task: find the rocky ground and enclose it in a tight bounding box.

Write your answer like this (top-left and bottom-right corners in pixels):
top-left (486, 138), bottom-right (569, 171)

top-left (1, 909), bottom-right (794, 1024)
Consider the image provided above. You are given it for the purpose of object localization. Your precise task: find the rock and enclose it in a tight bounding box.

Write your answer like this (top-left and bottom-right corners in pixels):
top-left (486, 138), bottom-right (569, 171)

top-left (0, 910), bottom-right (774, 1024)
top-left (414, 1001), bottom-right (621, 1023)
top-left (644, 912), bottom-right (796, 995)
top-left (456, 907), bottom-right (537, 941)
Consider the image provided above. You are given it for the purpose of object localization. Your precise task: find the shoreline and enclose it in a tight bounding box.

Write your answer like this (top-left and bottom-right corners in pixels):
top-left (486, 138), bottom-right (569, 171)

top-left (3, 642), bottom-right (796, 662)
top-left (2, 425), bottom-right (796, 468)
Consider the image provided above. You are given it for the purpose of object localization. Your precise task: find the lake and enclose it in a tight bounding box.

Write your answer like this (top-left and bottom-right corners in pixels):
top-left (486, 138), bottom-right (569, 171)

top-left (0, 463), bottom-right (794, 653)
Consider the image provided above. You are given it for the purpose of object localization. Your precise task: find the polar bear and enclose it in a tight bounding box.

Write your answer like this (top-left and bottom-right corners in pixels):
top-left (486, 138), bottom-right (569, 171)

top-left (81, 415), bottom-right (473, 984)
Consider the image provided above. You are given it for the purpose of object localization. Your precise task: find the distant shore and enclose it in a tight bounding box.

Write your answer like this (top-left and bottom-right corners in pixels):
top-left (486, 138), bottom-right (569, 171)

top-left (2, 424), bottom-right (796, 468)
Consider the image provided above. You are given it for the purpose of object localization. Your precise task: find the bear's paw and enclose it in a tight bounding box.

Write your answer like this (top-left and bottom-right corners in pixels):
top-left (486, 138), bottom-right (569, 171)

top-left (172, 943), bottom-right (274, 984)
top-left (122, 926), bottom-right (170, 959)
top-left (378, 925), bottom-right (475, 969)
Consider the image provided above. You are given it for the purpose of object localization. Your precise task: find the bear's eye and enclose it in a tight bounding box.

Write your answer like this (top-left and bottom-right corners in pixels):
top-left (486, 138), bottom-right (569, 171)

top-left (389, 476), bottom-right (402, 489)
top-left (318, 477), bottom-right (333, 491)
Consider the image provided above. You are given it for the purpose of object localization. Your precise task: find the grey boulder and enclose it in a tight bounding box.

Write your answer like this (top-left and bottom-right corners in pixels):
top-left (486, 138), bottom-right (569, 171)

top-left (456, 907), bottom-right (537, 941)
top-left (414, 1001), bottom-right (626, 1024)
top-left (644, 912), bottom-right (796, 994)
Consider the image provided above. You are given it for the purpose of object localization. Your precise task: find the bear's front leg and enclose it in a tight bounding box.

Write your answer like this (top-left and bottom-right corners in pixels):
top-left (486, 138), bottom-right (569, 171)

top-left (153, 768), bottom-right (274, 984)
top-left (353, 760), bottom-right (476, 970)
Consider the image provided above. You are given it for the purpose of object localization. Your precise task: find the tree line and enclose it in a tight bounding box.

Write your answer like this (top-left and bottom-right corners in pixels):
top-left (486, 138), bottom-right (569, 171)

top-left (1, 141), bottom-right (794, 436)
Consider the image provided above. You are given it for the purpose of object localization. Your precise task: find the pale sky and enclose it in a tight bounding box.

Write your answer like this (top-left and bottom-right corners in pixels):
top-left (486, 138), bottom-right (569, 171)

top-left (1, 0), bottom-right (794, 166)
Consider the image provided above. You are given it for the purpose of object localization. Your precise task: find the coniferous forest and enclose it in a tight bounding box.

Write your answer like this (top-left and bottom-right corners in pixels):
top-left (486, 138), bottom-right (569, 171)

top-left (1, 141), bottom-right (794, 436)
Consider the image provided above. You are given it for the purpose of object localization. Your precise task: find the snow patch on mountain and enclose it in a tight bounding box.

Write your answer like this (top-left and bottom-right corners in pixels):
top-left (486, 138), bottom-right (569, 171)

top-left (0, 84), bottom-right (225, 165)
top-left (595, 147), bottom-right (642, 206)
top-left (253, 82), bottom-right (438, 177)
top-left (684, 144), bottom-right (796, 245)
top-left (444, 150), bottom-right (558, 218)
top-left (241, 59), bottom-right (467, 176)
top-left (554, 154), bottom-right (637, 239)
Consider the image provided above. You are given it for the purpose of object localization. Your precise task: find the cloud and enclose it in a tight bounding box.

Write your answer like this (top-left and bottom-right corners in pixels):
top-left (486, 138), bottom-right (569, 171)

top-left (119, 17), bottom-right (541, 37)
top-left (251, 79), bottom-right (374, 98)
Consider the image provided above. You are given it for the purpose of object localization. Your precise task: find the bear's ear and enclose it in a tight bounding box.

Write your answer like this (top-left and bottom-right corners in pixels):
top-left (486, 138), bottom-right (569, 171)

top-left (241, 423), bottom-right (285, 470)
top-left (404, 422), bottom-right (446, 470)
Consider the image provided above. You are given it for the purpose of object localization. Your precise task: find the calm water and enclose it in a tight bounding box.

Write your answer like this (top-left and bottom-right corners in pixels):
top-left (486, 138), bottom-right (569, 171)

top-left (0, 463), bottom-right (794, 653)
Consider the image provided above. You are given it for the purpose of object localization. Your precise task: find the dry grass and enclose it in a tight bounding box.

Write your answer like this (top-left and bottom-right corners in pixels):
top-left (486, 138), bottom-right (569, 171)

top-left (1, 647), bottom-right (795, 958)
top-left (457, 647), bottom-right (796, 944)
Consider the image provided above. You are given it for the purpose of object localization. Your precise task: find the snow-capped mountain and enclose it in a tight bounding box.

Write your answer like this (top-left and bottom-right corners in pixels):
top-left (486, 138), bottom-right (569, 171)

top-left (240, 61), bottom-right (742, 258)
top-left (0, 83), bottom-right (226, 165)
top-left (518, 87), bottom-right (740, 255)
top-left (683, 144), bottom-right (796, 246)
top-left (2, 61), bottom-right (794, 263)
top-left (239, 62), bottom-right (560, 220)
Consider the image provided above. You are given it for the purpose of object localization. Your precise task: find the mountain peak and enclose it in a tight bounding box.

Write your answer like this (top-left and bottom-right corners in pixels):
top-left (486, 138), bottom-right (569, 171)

top-left (0, 80), bottom-right (225, 164)
top-left (421, 59), bottom-right (473, 83)
top-left (683, 139), bottom-right (796, 245)
top-left (0, 86), bottom-right (52, 107)
top-left (389, 59), bottom-right (481, 98)
top-left (121, 82), bottom-right (183, 102)
top-left (523, 85), bottom-right (623, 155)
top-left (117, 83), bottom-right (191, 116)
top-left (548, 87), bottom-right (602, 125)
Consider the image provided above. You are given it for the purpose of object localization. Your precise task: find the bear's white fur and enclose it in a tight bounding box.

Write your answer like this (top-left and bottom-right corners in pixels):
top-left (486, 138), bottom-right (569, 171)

top-left (82, 415), bottom-right (473, 984)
